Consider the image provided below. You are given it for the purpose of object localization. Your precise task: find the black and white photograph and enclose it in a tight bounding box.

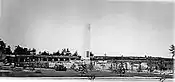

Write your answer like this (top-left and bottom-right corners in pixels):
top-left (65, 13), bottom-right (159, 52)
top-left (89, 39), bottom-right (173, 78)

top-left (0, 0), bottom-right (174, 82)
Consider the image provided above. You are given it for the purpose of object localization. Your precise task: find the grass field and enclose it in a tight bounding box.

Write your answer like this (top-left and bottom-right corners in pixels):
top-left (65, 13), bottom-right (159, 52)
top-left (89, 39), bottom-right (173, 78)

top-left (0, 68), bottom-right (172, 79)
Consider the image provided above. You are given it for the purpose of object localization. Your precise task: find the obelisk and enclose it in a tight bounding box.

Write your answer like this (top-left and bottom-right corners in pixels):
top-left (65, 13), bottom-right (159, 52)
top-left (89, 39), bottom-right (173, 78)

top-left (83, 24), bottom-right (91, 60)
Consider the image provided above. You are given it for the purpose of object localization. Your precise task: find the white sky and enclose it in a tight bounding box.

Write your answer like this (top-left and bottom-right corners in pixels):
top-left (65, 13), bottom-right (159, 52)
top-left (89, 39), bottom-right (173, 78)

top-left (0, 0), bottom-right (1, 17)
top-left (0, 0), bottom-right (174, 58)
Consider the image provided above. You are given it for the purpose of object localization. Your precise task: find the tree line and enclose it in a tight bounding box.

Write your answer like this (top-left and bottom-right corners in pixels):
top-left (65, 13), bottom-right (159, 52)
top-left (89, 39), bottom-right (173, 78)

top-left (0, 38), bottom-right (174, 58)
top-left (0, 38), bottom-right (79, 56)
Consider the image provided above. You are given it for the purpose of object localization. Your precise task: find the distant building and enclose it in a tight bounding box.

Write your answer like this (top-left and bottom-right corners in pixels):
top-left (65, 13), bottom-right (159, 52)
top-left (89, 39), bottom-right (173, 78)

top-left (5, 54), bottom-right (81, 68)
top-left (91, 56), bottom-right (173, 71)
top-left (2, 53), bottom-right (174, 71)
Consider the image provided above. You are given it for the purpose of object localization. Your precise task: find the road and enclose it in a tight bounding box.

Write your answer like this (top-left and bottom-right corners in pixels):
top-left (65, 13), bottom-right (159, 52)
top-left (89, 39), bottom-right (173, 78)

top-left (9, 69), bottom-right (173, 78)
top-left (2, 77), bottom-right (173, 82)
top-left (0, 68), bottom-right (174, 82)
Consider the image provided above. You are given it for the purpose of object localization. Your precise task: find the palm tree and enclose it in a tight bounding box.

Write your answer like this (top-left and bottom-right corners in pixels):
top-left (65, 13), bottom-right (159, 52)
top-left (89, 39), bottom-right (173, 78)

top-left (169, 45), bottom-right (175, 59)
top-left (169, 44), bottom-right (175, 74)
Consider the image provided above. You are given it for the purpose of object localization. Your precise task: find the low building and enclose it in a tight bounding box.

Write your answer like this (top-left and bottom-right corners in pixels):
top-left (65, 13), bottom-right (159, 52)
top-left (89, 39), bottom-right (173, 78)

top-left (5, 54), bottom-right (81, 68)
top-left (91, 56), bottom-right (173, 71)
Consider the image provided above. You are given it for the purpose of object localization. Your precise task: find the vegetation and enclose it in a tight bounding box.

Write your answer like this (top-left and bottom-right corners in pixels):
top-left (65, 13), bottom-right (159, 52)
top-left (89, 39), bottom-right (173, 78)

top-left (0, 38), bottom-right (80, 57)
top-left (13, 45), bottom-right (36, 55)
top-left (169, 44), bottom-right (174, 73)
top-left (169, 44), bottom-right (175, 59)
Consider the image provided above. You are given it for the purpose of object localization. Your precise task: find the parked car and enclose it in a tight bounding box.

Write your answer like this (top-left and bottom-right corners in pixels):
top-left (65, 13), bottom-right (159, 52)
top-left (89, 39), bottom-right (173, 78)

top-left (54, 64), bottom-right (67, 71)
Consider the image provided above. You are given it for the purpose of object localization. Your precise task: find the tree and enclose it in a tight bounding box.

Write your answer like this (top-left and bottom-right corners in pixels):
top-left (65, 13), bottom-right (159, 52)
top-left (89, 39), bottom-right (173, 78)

top-left (5, 45), bottom-right (12, 54)
top-left (66, 48), bottom-right (70, 53)
top-left (13, 45), bottom-right (24, 67)
top-left (169, 44), bottom-right (175, 73)
top-left (158, 59), bottom-right (166, 71)
top-left (90, 52), bottom-right (94, 57)
top-left (14, 45), bottom-right (23, 55)
top-left (40, 51), bottom-right (49, 55)
top-left (13, 45), bottom-right (34, 55)
top-left (61, 49), bottom-right (66, 56)
top-left (66, 48), bottom-right (71, 56)
top-left (31, 48), bottom-right (36, 55)
top-left (72, 51), bottom-right (78, 56)
top-left (53, 50), bottom-right (61, 56)
top-left (169, 45), bottom-right (175, 59)
top-left (147, 56), bottom-right (154, 72)
top-left (0, 39), bottom-right (6, 53)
